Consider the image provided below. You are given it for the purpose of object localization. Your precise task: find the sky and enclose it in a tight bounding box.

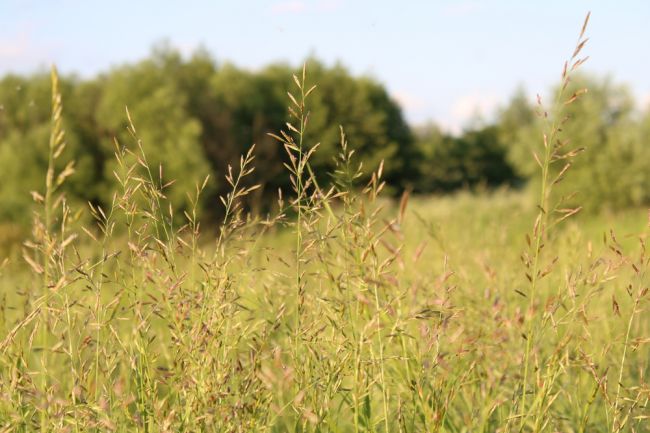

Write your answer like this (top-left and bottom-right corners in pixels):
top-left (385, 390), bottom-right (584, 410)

top-left (1, 0), bottom-right (648, 133)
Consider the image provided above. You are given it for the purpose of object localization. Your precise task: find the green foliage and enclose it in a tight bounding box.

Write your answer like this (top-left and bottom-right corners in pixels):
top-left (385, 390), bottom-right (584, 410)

top-left (0, 49), bottom-right (419, 223)
top-left (204, 62), bottom-right (289, 208)
top-left (298, 60), bottom-right (417, 189)
top-left (413, 123), bottom-right (518, 192)
top-left (0, 74), bottom-right (99, 222)
top-left (1, 47), bottom-right (650, 230)
top-left (500, 76), bottom-right (650, 212)
top-left (497, 86), bottom-right (537, 178)
top-left (94, 47), bottom-right (213, 216)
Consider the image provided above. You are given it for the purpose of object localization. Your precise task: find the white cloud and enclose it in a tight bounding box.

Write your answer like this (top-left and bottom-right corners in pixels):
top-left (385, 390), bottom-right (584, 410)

top-left (316, 0), bottom-right (343, 12)
top-left (392, 90), bottom-right (426, 112)
top-left (174, 41), bottom-right (203, 58)
top-left (639, 93), bottom-right (650, 110)
top-left (271, 0), bottom-right (343, 14)
top-left (0, 20), bottom-right (61, 74)
top-left (271, 1), bottom-right (307, 14)
top-left (442, 1), bottom-right (481, 17)
top-left (0, 34), bottom-right (29, 58)
top-left (0, 29), bottom-right (51, 73)
top-left (445, 92), bottom-right (502, 134)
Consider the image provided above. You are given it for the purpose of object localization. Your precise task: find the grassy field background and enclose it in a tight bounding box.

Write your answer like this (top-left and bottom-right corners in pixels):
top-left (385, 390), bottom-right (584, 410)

top-left (0, 15), bottom-right (648, 432)
top-left (0, 176), bottom-right (648, 432)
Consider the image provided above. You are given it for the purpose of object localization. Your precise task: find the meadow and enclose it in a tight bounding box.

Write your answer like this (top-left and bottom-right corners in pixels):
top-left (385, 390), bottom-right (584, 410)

top-left (0, 13), bottom-right (649, 433)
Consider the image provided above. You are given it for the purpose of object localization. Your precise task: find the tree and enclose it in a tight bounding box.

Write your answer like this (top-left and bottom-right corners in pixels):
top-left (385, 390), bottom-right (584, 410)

top-left (504, 75), bottom-right (649, 211)
top-left (94, 48), bottom-right (213, 217)
top-left (413, 122), bottom-right (517, 193)
top-left (497, 86), bottom-right (536, 179)
top-left (0, 73), bottom-right (100, 222)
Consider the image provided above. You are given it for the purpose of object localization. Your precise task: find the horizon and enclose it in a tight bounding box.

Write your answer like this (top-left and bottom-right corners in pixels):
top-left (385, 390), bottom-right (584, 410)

top-left (1, 0), bottom-right (649, 133)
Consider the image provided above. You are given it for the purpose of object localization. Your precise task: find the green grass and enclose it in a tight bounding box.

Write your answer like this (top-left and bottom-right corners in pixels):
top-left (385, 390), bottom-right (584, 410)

top-left (0, 15), bottom-right (648, 432)
top-left (1, 176), bottom-right (648, 432)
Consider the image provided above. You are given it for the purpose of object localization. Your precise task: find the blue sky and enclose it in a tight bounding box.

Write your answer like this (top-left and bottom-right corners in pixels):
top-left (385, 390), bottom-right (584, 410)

top-left (1, 0), bottom-right (648, 132)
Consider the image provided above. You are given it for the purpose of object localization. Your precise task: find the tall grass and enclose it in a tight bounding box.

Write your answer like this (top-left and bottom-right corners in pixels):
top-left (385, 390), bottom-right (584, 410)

top-left (0, 12), bottom-right (648, 433)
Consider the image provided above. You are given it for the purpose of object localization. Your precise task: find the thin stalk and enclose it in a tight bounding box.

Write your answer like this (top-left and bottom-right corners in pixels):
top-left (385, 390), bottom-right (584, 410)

top-left (64, 293), bottom-right (80, 433)
top-left (371, 261), bottom-right (390, 432)
top-left (519, 13), bottom-right (591, 425)
top-left (294, 81), bottom-right (306, 359)
top-left (39, 65), bottom-right (65, 432)
top-left (613, 296), bottom-right (640, 432)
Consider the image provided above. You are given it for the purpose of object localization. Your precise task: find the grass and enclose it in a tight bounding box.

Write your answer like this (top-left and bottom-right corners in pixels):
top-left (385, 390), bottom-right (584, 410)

top-left (0, 12), bottom-right (649, 433)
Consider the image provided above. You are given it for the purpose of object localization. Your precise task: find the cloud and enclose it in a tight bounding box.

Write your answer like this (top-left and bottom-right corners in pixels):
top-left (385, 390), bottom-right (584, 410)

top-left (0, 29), bottom-right (51, 73)
top-left (271, 1), bottom-right (307, 14)
top-left (391, 90), bottom-right (503, 133)
top-left (316, 0), bottom-right (343, 12)
top-left (172, 41), bottom-right (206, 59)
top-left (0, 20), bottom-right (60, 74)
top-left (442, 1), bottom-right (481, 17)
top-left (271, 0), bottom-right (343, 15)
top-left (639, 92), bottom-right (650, 110)
top-left (0, 34), bottom-right (29, 58)
top-left (445, 92), bottom-right (501, 134)
top-left (392, 90), bottom-right (426, 112)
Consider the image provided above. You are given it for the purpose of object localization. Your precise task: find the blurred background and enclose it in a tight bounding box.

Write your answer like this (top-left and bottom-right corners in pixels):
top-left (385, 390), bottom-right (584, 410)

top-left (0, 0), bottom-right (649, 237)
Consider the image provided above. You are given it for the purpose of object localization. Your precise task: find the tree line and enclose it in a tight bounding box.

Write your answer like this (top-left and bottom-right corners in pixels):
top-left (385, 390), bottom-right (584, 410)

top-left (1, 46), bottom-right (649, 226)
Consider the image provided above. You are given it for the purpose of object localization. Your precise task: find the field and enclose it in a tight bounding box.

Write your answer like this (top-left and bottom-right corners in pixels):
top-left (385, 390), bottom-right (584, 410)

top-left (0, 126), bottom-right (648, 432)
top-left (0, 16), bottom-right (649, 432)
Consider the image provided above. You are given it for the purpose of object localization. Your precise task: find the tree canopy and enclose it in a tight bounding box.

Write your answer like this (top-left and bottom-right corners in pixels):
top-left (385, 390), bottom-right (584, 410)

top-left (0, 48), bottom-right (649, 227)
